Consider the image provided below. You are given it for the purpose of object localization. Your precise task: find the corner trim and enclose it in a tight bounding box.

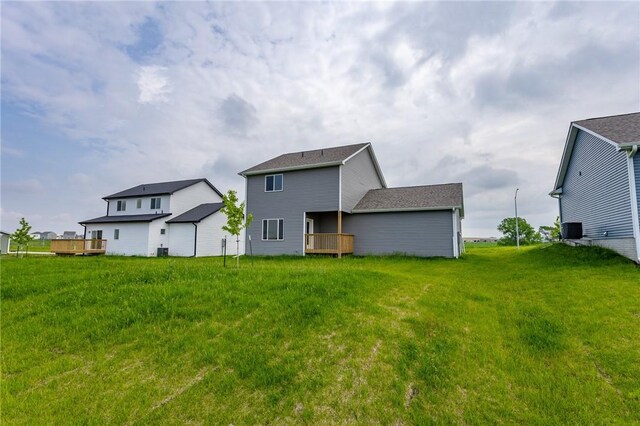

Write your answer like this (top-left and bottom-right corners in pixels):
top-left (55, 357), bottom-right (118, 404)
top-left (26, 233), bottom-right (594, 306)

top-left (452, 209), bottom-right (459, 258)
top-left (626, 147), bottom-right (640, 262)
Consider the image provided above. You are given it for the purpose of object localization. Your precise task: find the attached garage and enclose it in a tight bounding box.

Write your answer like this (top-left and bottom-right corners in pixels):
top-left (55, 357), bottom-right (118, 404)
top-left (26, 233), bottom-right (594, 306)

top-left (345, 184), bottom-right (464, 258)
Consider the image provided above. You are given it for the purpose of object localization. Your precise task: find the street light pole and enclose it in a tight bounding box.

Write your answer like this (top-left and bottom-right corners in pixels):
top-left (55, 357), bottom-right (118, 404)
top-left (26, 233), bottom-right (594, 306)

top-left (515, 188), bottom-right (520, 250)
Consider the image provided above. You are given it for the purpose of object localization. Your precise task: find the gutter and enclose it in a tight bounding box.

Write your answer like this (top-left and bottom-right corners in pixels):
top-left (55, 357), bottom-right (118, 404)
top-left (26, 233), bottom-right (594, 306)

top-left (351, 206), bottom-right (462, 214)
top-left (239, 161), bottom-right (343, 177)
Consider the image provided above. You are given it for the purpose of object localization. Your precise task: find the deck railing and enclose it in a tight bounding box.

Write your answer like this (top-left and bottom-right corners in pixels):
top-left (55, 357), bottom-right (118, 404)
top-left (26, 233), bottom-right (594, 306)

top-left (50, 239), bottom-right (107, 255)
top-left (305, 233), bottom-right (354, 255)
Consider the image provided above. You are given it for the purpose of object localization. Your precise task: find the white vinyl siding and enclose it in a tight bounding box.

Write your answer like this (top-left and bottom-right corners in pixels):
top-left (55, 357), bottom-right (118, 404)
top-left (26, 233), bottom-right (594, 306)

top-left (150, 197), bottom-right (161, 209)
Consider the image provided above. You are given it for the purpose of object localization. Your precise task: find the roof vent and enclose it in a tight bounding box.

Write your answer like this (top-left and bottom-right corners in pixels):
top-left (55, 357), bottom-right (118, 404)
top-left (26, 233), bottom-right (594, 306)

top-left (143, 186), bottom-right (146, 191)
top-left (301, 152), bottom-right (304, 157)
top-left (321, 149), bottom-right (324, 156)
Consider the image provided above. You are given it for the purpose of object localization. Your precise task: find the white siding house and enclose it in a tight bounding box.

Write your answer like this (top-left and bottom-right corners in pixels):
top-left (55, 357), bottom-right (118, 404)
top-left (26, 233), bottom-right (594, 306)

top-left (80, 178), bottom-right (235, 257)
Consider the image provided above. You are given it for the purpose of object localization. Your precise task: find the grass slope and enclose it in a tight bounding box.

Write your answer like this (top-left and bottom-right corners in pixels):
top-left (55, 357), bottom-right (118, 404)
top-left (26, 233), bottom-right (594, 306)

top-left (2, 245), bottom-right (639, 424)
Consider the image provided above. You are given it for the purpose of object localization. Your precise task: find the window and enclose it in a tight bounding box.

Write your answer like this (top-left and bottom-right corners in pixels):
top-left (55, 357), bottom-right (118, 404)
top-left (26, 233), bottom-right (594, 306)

top-left (136, 199), bottom-right (142, 209)
top-left (150, 197), bottom-right (162, 209)
top-left (117, 200), bottom-right (126, 211)
top-left (265, 174), bottom-right (283, 192)
top-left (160, 228), bottom-right (166, 235)
top-left (114, 229), bottom-right (120, 240)
top-left (262, 219), bottom-right (284, 240)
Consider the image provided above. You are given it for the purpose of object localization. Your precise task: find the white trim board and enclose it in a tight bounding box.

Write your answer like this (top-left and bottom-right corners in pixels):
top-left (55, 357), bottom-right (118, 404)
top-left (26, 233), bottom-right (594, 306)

top-left (626, 151), bottom-right (640, 262)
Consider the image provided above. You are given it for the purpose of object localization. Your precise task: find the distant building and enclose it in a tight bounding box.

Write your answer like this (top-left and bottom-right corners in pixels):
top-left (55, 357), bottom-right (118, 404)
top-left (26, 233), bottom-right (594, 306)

top-left (0, 231), bottom-right (10, 254)
top-left (62, 231), bottom-right (79, 239)
top-left (30, 232), bottom-right (42, 240)
top-left (463, 237), bottom-right (497, 243)
top-left (40, 231), bottom-right (58, 240)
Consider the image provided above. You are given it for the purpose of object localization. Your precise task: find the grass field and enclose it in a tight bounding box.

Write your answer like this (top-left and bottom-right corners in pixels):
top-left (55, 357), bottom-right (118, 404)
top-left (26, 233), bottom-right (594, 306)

top-left (9, 239), bottom-right (51, 253)
top-left (2, 245), bottom-right (639, 424)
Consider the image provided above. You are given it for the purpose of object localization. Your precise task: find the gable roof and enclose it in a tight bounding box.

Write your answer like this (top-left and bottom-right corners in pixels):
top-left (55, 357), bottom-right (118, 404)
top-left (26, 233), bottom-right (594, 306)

top-left (572, 112), bottom-right (640, 147)
top-left (79, 213), bottom-right (171, 224)
top-left (166, 203), bottom-right (225, 223)
top-left (239, 143), bottom-right (386, 185)
top-left (352, 183), bottom-right (464, 216)
top-left (552, 112), bottom-right (640, 193)
top-left (103, 178), bottom-right (222, 200)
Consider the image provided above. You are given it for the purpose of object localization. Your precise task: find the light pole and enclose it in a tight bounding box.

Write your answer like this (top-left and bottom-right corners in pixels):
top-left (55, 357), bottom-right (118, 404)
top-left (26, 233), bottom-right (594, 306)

top-left (514, 188), bottom-right (520, 250)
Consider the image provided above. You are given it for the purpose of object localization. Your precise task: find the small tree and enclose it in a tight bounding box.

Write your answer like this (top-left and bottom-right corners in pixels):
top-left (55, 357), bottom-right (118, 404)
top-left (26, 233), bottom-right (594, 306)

top-left (11, 217), bottom-right (34, 257)
top-left (497, 217), bottom-right (542, 246)
top-left (538, 216), bottom-right (561, 242)
top-left (220, 190), bottom-right (253, 268)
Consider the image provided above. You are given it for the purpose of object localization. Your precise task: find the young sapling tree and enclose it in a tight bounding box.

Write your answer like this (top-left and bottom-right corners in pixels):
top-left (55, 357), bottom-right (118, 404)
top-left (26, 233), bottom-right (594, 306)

top-left (221, 190), bottom-right (253, 268)
top-left (11, 217), bottom-right (34, 257)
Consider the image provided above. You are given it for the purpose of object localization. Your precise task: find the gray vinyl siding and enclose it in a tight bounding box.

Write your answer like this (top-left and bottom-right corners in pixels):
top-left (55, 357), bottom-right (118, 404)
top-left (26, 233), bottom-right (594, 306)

top-left (343, 210), bottom-right (454, 257)
top-left (245, 166), bottom-right (339, 255)
top-left (341, 148), bottom-right (383, 212)
top-left (560, 130), bottom-right (634, 238)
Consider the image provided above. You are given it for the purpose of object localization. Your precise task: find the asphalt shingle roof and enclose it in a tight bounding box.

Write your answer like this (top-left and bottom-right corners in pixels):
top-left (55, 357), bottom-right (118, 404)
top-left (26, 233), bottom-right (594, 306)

top-left (79, 213), bottom-right (171, 224)
top-left (104, 178), bottom-right (222, 200)
top-left (352, 183), bottom-right (464, 213)
top-left (573, 112), bottom-right (640, 145)
top-left (240, 143), bottom-right (369, 175)
top-left (166, 203), bottom-right (224, 223)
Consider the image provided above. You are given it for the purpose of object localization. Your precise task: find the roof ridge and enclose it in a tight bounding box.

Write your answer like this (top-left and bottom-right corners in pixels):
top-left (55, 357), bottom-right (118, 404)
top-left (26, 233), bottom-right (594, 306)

top-left (368, 182), bottom-right (462, 191)
top-left (281, 142), bottom-right (369, 156)
top-left (573, 111), bottom-right (640, 122)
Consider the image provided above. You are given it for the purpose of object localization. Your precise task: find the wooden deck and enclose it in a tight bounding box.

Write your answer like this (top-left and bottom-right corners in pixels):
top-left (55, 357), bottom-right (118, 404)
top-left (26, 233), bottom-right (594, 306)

top-left (305, 233), bottom-right (354, 255)
top-left (50, 239), bottom-right (107, 255)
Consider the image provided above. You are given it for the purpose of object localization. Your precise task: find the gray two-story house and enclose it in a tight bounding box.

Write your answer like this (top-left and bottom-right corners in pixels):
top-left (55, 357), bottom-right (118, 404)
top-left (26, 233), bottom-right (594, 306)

top-left (550, 112), bottom-right (640, 263)
top-left (240, 143), bottom-right (464, 258)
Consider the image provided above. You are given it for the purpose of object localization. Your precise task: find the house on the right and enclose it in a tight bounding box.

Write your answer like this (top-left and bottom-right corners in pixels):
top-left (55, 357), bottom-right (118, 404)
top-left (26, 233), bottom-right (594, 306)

top-left (550, 112), bottom-right (640, 263)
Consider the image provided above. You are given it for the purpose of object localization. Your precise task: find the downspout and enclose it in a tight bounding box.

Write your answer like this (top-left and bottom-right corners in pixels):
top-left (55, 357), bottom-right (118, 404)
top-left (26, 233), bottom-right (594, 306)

top-left (193, 222), bottom-right (198, 257)
top-left (452, 208), bottom-right (459, 258)
top-left (106, 200), bottom-right (110, 216)
top-left (626, 144), bottom-right (639, 263)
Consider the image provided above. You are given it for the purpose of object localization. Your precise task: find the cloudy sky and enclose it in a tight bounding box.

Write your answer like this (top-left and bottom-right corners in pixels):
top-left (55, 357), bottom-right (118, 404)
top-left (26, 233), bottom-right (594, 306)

top-left (2, 1), bottom-right (639, 237)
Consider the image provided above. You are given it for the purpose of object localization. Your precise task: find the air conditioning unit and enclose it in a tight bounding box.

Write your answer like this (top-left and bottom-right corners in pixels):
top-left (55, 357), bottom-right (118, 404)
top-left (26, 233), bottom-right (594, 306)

top-left (157, 247), bottom-right (169, 257)
top-left (561, 222), bottom-right (583, 239)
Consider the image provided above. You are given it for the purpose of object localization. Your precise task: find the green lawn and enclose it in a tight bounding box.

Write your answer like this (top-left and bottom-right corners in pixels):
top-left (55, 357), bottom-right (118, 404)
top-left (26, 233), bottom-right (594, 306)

top-left (9, 239), bottom-right (51, 253)
top-left (2, 245), bottom-right (639, 424)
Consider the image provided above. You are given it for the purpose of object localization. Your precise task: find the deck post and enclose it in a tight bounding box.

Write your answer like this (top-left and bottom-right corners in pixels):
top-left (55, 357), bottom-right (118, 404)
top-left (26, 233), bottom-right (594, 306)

top-left (337, 211), bottom-right (342, 258)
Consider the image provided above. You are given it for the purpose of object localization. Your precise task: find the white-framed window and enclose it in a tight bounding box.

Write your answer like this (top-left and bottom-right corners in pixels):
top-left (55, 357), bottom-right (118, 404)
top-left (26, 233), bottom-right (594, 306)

top-left (117, 200), bottom-right (126, 211)
top-left (265, 174), bottom-right (283, 192)
top-left (136, 199), bottom-right (142, 209)
top-left (160, 228), bottom-right (166, 235)
top-left (150, 197), bottom-right (161, 209)
top-left (114, 229), bottom-right (120, 240)
top-left (262, 218), bottom-right (284, 240)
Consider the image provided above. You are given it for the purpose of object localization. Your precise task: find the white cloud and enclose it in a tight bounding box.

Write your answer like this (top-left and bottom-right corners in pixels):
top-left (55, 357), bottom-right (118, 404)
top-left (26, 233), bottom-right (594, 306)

top-left (137, 66), bottom-right (172, 104)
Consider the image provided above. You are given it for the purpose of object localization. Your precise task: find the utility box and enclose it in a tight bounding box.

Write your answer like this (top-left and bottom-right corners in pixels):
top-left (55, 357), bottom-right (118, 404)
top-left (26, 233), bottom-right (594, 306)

top-left (157, 247), bottom-right (169, 257)
top-left (561, 222), bottom-right (583, 239)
